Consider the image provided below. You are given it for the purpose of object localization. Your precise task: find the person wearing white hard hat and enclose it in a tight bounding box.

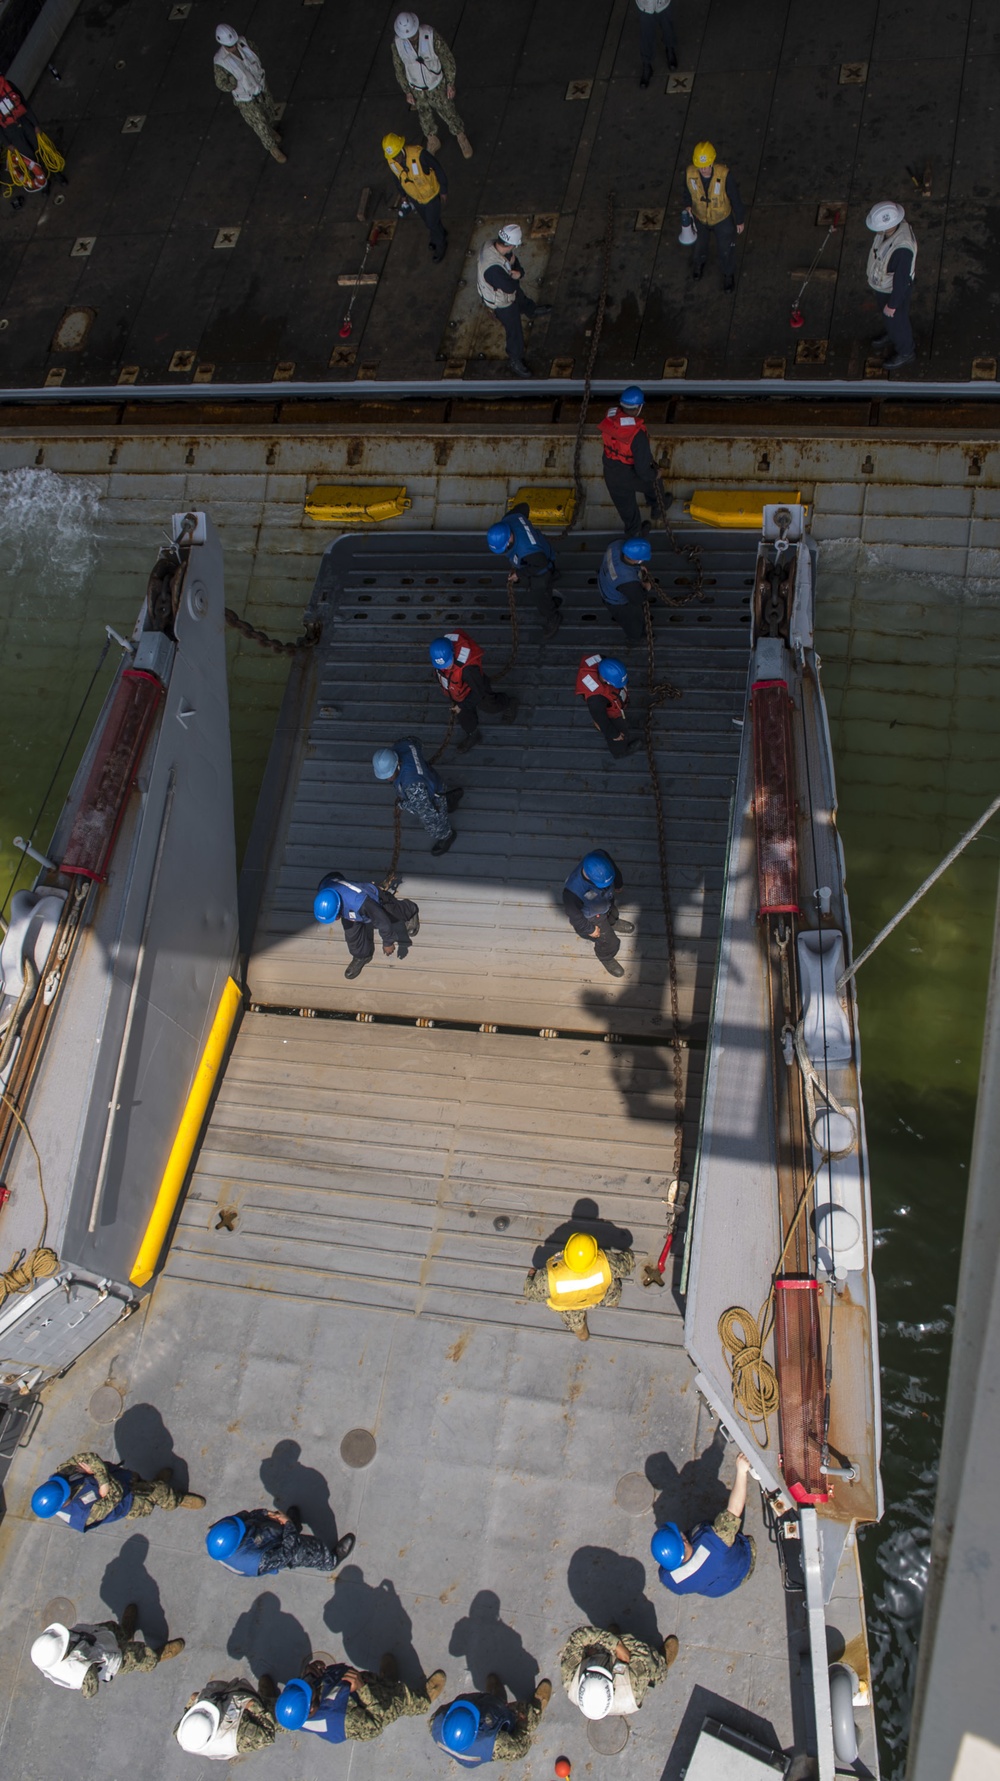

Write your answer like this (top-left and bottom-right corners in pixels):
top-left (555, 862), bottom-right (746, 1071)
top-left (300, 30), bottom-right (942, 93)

top-left (477, 224), bottom-right (552, 378)
top-left (31, 1605), bottom-right (184, 1697)
top-left (213, 24), bottom-right (285, 162)
top-left (560, 1622), bottom-right (679, 1720)
top-left (865, 200), bottom-right (917, 371)
top-left (392, 14), bottom-right (472, 159)
top-left (635, 0), bottom-right (678, 88)
top-left (175, 1676), bottom-right (278, 1761)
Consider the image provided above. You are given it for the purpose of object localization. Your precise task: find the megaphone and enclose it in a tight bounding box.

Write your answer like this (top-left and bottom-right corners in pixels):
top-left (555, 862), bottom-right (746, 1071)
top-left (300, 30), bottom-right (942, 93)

top-left (678, 207), bottom-right (698, 246)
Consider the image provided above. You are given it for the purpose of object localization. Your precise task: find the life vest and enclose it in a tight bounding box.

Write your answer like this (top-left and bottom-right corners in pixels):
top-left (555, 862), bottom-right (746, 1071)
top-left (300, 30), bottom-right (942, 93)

top-left (599, 405), bottom-right (648, 465)
top-left (477, 242), bottom-right (517, 309)
top-left (396, 24), bottom-right (443, 90)
top-left (0, 78), bottom-right (27, 127)
top-left (546, 1247), bottom-right (613, 1310)
top-left (395, 737), bottom-right (442, 797)
top-left (215, 1513), bottom-right (284, 1576)
top-left (657, 1522), bottom-right (754, 1597)
top-left (302, 1664), bottom-right (352, 1743)
top-left (331, 879), bottom-right (382, 924)
top-left (575, 655), bottom-right (626, 723)
top-left (563, 860), bottom-right (617, 915)
top-left (505, 511), bottom-right (554, 568)
top-left (430, 1696), bottom-right (520, 1768)
top-left (390, 145), bottom-right (440, 205)
top-left (686, 162), bottom-right (731, 226)
top-left (866, 221), bottom-right (917, 294)
top-left (177, 1692), bottom-right (253, 1760)
top-left (437, 630), bottom-right (483, 701)
top-left (598, 540), bottom-right (644, 607)
top-left (39, 1626), bottom-right (122, 1690)
top-left (55, 1466), bottom-right (134, 1531)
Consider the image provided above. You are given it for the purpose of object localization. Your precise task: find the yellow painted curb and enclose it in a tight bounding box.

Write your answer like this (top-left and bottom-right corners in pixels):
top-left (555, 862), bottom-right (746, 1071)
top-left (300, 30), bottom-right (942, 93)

top-left (305, 484), bottom-right (411, 523)
top-left (507, 486), bottom-right (577, 527)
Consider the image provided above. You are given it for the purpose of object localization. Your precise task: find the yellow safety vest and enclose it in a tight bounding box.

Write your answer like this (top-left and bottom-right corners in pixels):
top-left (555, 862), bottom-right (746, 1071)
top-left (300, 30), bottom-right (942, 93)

top-left (686, 162), bottom-right (730, 226)
top-left (546, 1249), bottom-right (613, 1311)
top-left (391, 147), bottom-right (440, 205)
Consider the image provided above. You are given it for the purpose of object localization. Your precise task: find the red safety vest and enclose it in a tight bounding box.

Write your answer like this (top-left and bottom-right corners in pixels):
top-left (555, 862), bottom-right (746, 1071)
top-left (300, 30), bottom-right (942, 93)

top-left (437, 629), bottom-right (483, 703)
top-left (0, 78), bottom-right (27, 127)
top-left (599, 405), bottom-right (648, 466)
top-left (576, 653), bottom-right (626, 722)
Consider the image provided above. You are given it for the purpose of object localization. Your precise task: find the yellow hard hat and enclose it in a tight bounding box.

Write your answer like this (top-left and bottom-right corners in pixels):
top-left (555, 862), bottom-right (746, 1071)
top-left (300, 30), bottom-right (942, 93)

top-left (382, 132), bottom-right (405, 161)
top-left (564, 1232), bottom-right (599, 1274)
top-left (692, 140), bottom-right (716, 169)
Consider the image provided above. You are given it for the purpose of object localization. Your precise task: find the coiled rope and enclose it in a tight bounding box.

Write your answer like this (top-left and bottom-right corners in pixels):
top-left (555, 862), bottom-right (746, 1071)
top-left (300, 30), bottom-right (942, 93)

top-left (719, 1164), bottom-right (820, 1446)
top-left (0, 1089), bottom-right (59, 1309)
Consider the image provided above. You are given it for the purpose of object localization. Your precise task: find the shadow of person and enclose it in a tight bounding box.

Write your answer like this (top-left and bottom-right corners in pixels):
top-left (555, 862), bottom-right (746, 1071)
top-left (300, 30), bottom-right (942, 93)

top-left (113, 1402), bottom-right (188, 1494)
top-left (448, 1591), bottom-right (538, 1700)
top-left (259, 1441), bottom-right (342, 1549)
top-left (100, 1533), bottom-right (168, 1650)
top-left (323, 1566), bottom-right (422, 1685)
top-left (531, 1195), bottom-right (634, 1268)
top-left (567, 1546), bottom-right (661, 1648)
top-left (645, 1426), bottom-right (729, 1528)
top-left (227, 1590), bottom-right (311, 1685)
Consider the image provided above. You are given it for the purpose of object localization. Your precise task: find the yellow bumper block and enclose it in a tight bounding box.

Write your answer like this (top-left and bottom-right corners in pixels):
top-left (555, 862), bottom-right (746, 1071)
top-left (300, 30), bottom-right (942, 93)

top-left (305, 484), bottom-right (412, 524)
top-left (686, 489), bottom-right (803, 528)
top-left (507, 486), bottom-right (577, 528)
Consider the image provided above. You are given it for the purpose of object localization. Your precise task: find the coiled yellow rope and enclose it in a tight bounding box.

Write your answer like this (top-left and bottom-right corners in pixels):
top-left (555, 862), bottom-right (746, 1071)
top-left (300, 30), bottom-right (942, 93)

top-left (718, 1306), bottom-right (780, 1446)
top-left (2, 131), bottom-right (65, 197)
top-left (0, 1089), bottom-right (59, 1306)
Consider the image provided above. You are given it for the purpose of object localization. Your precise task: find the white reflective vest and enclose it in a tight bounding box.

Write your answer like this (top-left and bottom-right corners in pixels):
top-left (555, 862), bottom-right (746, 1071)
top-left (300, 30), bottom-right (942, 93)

top-left (41, 1626), bottom-right (122, 1690)
top-left (396, 26), bottom-right (443, 90)
top-left (477, 242), bottom-right (516, 309)
top-left (867, 222), bottom-right (917, 294)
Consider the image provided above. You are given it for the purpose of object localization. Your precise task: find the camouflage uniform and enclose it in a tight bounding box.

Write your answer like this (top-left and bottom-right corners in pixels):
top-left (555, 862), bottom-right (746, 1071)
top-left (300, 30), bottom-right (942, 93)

top-left (72, 1620), bottom-right (160, 1699)
top-left (521, 1246), bottom-right (635, 1333)
top-left (56, 1451), bottom-right (185, 1526)
top-left (399, 774), bottom-right (451, 843)
top-left (347, 1672), bottom-right (433, 1740)
top-left (559, 1625), bottom-right (666, 1711)
top-left (431, 1689), bottom-right (544, 1761)
top-left (392, 32), bottom-right (466, 143)
top-left (711, 1508), bottom-right (757, 1573)
top-left (176, 1679), bottom-right (278, 1754)
top-left (213, 43), bottom-right (283, 156)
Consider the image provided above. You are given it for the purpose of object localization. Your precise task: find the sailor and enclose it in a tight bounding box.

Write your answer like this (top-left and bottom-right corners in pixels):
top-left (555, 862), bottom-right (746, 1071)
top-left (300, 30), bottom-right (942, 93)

top-left (477, 224), bottom-right (552, 379)
top-left (599, 387), bottom-right (664, 535)
top-left (382, 131), bottom-right (448, 262)
top-left (205, 1504), bottom-right (356, 1576)
top-left (175, 1677), bottom-right (277, 1760)
top-left (392, 12), bottom-right (473, 158)
top-left (652, 1451), bottom-right (757, 1597)
top-left (521, 1232), bottom-right (636, 1340)
top-left (575, 656), bottom-right (640, 762)
top-left (560, 1623), bottom-right (678, 1720)
top-left (430, 1677), bottom-right (552, 1765)
top-left (429, 631), bottom-right (516, 753)
top-left (561, 849), bottom-right (634, 979)
top-left (0, 72), bottom-right (65, 209)
top-left (635, 0), bottom-right (678, 87)
top-left (686, 141), bottom-right (746, 291)
top-left (31, 1450), bottom-right (205, 1529)
top-left (599, 535), bottom-right (654, 647)
top-left (313, 871), bottom-right (421, 981)
top-left (213, 25), bottom-right (286, 163)
top-left (865, 200), bottom-right (917, 371)
top-left (31, 1607), bottom-right (185, 1698)
top-left (276, 1651), bottom-right (447, 1742)
top-left (373, 738), bottom-right (461, 855)
top-left (486, 503), bottom-right (562, 640)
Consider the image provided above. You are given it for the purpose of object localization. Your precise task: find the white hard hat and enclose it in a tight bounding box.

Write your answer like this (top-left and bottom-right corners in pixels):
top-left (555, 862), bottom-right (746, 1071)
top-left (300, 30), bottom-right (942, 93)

top-left (394, 11), bottom-right (420, 35)
top-left (866, 200), bottom-right (905, 232)
top-left (215, 23), bottom-right (239, 45)
top-left (176, 1702), bottom-right (221, 1752)
top-left (498, 223), bottom-right (522, 247)
top-left (578, 1666), bottom-right (615, 1719)
top-left (31, 1624), bottom-right (71, 1671)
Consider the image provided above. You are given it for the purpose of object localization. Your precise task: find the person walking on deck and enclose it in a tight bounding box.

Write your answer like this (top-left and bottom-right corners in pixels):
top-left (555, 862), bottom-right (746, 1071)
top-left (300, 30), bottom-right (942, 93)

top-left (277, 1652), bottom-right (447, 1742)
top-left (600, 386), bottom-right (664, 535)
top-left (560, 1622), bottom-right (678, 1719)
top-left (175, 1677), bottom-right (278, 1759)
top-left (392, 13), bottom-right (472, 158)
top-left (562, 849), bottom-right (635, 978)
top-left (213, 25), bottom-right (286, 163)
top-left (865, 200), bottom-right (917, 372)
top-left (477, 224), bottom-right (552, 378)
top-left (429, 630), bottom-right (516, 753)
top-left (599, 535), bottom-right (655, 647)
top-left (373, 737), bottom-right (462, 855)
top-left (31, 1608), bottom-right (185, 1697)
top-left (522, 1232), bottom-right (636, 1340)
top-left (383, 132), bottom-right (449, 262)
top-left (652, 1451), bottom-right (757, 1597)
top-left (686, 141), bottom-right (745, 291)
top-left (486, 505), bottom-right (562, 640)
top-left (576, 655), bottom-right (640, 762)
top-left (314, 872), bottom-right (420, 981)
top-left (430, 1676), bottom-right (552, 1764)
top-left (31, 1450), bottom-right (204, 1529)
top-left (635, 0), bottom-right (678, 86)
top-left (206, 1505), bottom-right (356, 1576)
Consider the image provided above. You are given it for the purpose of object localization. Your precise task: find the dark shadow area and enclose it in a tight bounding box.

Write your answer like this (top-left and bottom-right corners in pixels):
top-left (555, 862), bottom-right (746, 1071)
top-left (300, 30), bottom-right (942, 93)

top-left (659, 1687), bottom-right (784, 1781)
top-left (448, 1591), bottom-right (538, 1699)
top-left (113, 1402), bottom-right (188, 1493)
top-left (259, 1440), bottom-right (343, 1549)
top-left (530, 1195), bottom-right (634, 1268)
top-left (567, 1545), bottom-right (661, 1648)
top-left (323, 1566), bottom-right (422, 1685)
top-left (227, 1589), bottom-right (311, 1684)
top-left (100, 1534), bottom-right (168, 1650)
top-left (645, 1426), bottom-right (729, 1528)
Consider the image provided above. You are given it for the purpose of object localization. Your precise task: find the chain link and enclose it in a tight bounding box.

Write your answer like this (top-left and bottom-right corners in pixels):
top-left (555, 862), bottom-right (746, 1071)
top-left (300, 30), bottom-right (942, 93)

top-left (224, 609), bottom-right (322, 656)
top-left (572, 191), bottom-right (616, 529)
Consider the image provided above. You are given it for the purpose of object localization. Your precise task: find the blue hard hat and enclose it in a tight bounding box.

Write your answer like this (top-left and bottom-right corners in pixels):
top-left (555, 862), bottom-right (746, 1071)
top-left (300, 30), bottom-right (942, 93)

top-left (372, 748), bottom-right (399, 781)
top-left (31, 1475), bottom-right (72, 1519)
top-left (276, 1677), bottom-right (313, 1730)
top-left (429, 637), bottom-right (455, 670)
top-left (486, 521), bottom-right (513, 554)
top-left (622, 536), bottom-right (652, 564)
top-left (650, 1523), bottom-right (685, 1569)
top-left (599, 658), bottom-right (627, 689)
top-left (620, 384), bottom-right (645, 408)
top-left (581, 851), bottom-right (616, 890)
top-left (314, 876), bottom-right (342, 923)
top-left (442, 1701), bottom-right (481, 1752)
top-left (205, 1515), bottom-right (247, 1561)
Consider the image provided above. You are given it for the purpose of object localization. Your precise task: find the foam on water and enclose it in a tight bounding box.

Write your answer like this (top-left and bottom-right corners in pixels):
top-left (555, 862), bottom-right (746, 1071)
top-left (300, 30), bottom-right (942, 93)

top-left (0, 467), bottom-right (100, 599)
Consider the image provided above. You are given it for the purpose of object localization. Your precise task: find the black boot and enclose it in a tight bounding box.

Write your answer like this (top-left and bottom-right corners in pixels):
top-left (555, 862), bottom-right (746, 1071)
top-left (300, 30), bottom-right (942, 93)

top-left (333, 1532), bottom-right (356, 1567)
top-left (431, 828), bottom-right (457, 855)
top-left (640, 62), bottom-right (652, 87)
top-left (885, 349), bottom-right (916, 372)
top-left (870, 332), bottom-right (892, 351)
top-left (723, 274), bottom-right (735, 293)
top-left (445, 787), bottom-right (464, 809)
top-left (601, 957), bottom-right (625, 978)
top-left (456, 728), bottom-right (481, 753)
top-left (344, 957), bottom-right (366, 980)
top-left (508, 358), bottom-right (533, 378)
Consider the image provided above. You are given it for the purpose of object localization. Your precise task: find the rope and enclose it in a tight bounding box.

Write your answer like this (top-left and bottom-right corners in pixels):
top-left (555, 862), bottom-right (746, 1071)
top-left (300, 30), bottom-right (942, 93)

top-left (36, 131), bottom-right (64, 175)
top-left (224, 609), bottom-right (321, 657)
top-left (719, 1307), bottom-right (780, 1446)
top-left (571, 191), bottom-right (615, 529)
top-left (642, 602), bottom-right (684, 1182)
top-left (0, 1088), bottom-right (58, 1309)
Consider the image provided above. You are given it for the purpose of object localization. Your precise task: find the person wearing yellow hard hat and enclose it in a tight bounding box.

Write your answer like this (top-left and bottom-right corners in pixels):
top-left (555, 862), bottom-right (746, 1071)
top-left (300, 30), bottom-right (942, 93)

top-left (382, 131), bottom-right (448, 262)
top-left (685, 140), bottom-right (746, 293)
top-left (521, 1230), bottom-right (635, 1340)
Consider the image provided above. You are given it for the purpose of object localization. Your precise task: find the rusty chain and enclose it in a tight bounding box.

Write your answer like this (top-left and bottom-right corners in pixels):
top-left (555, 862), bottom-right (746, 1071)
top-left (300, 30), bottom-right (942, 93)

top-left (649, 478), bottom-right (706, 604)
top-left (572, 191), bottom-right (616, 529)
top-left (224, 608), bottom-right (322, 656)
top-left (642, 598), bottom-right (686, 1183)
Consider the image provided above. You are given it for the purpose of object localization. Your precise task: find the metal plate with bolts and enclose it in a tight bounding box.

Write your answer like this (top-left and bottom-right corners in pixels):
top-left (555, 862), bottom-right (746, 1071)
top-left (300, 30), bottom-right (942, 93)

top-left (169, 349), bottom-right (196, 373)
top-left (667, 71), bottom-right (694, 93)
top-left (89, 1385), bottom-right (124, 1423)
top-left (588, 1715), bottom-right (630, 1754)
top-left (816, 201), bottom-right (846, 227)
top-left (341, 1428), bottom-right (377, 1469)
top-left (43, 368), bottom-right (66, 387)
top-left (70, 237), bottom-right (95, 258)
top-left (662, 355), bottom-right (688, 377)
top-left (329, 345), bottom-right (356, 367)
top-left (549, 357), bottom-right (574, 377)
top-left (839, 61), bottom-right (868, 83)
top-left (193, 362), bottom-right (214, 383)
top-left (214, 227), bottom-right (240, 249)
top-left (615, 1471), bottom-right (654, 1515)
top-left (121, 115), bottom-right (145, 133)
top-left (357, 361), bottom-right (380, 379)
top-left (635, 208), bottom-right (664, 232)
top-left (762, 356), bottom-right (786, 378)
top-left (794, 338), bottom-right (827, 364)
top-left (42, 1598), bottom-right (76, 1626)
top-left (972, 357), bottom-right (997, 381)
top-left (118, 365), bottom-right (139, 384)
top-left (273, 361), bottom-right (296, 381)
top-left (863, 356), bottom-right (887, 379)
top-left (565, 79), bottom-right (592, 100)
top-left (530, 213), bottom-right (558, 239)
top-left (442, 358), bottom-right (467, 378)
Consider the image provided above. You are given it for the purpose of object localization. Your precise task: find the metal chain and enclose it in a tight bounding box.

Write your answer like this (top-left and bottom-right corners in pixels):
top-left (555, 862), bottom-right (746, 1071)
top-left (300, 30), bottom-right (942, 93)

top-left (642, 599), bottom-right (685, 1181)
top-left (648, 480), bottom-right (706, 605)
top-left (495, 569), bottom-right (520, 680)
top-left (571, 191), bottom-right (616, 528)
top-left (224, 609), bottom-right (321, 657)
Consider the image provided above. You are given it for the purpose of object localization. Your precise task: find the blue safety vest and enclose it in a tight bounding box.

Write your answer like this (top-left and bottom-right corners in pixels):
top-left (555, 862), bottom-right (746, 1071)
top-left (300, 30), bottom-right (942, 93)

top-left (55, 1466), bottom-right (134, 1531)
top-left (333, 879), bottom-right (382, 923)
top-left (430, 1697), bottom-right (520, 1768)
top-left (394, 737), bottom-right (443, 799)
top-left (302, 1665), bottom-right (352, 1743)
top-left (564, 862), bottom-right (615, 918)
top-left (505, 512), bottom-right (554, 569)
top-left (598, 541), bottom-right (640, 607)
top-left (657, 1523), bottom-right (754, 1597)
top-left (216, 1512), bottom-right (284, 1577)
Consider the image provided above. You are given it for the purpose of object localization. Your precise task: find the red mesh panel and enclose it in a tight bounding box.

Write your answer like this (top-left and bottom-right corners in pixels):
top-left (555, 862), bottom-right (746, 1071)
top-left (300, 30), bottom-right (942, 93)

top-left (774, 1277), bottom-right (829, 1504)
top-left (751, 679), bottom-right (800, 915)
top-left (60, 669), bottom-right (163, 881)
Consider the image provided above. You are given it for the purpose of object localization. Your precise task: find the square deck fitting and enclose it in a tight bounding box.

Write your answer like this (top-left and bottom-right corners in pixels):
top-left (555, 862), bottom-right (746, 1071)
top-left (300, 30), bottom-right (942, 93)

top-left (662, 355), bottom-right (688, 377)
top-left (863, 355), bottom-right (887, 378)
top-left (839, 61), bottom-right (868, 83)
top-left (442, 358), bottom-right (467, 377)
top-left (549, 357), bottom-right (574, 377)
top-left (635, 207), bottom-right (665, 232)
top-left (667, 71), bottom-right (694, 93)
top-left (117, 365), bottom-right (139, 384)
top-left (214, 226), bottom-right (241, 249)
top-left (193, 362), bottom-right (215, 383)
top-left (530, 213), bottom-right (559, 239)
top-left (70, 236), bottom-right (95, 257)
top-left (273, 360), bottom-right (295, 381)
top-left (794, 338), bottom-right (828, 364)
top-left (972, 357), bottom-right (997, 381)
top-left (121, 114), bottom-right (145, 133)
top-left (565, 79), bottom-right (592, 100)
top-left (329, 344), bottom-right (356, 367)
top-left (357, 361), bottom-right (379, 379)
top-left (816, 201), bottom-right (846, 227)
top-left (43, 367), bottom-right (65, 387)
top-left (169, 3), bottom-right (191, 15)
top-left (762, 356), bottom-right (786, 378)
top-left (168, 348), bottom-right (196, 372)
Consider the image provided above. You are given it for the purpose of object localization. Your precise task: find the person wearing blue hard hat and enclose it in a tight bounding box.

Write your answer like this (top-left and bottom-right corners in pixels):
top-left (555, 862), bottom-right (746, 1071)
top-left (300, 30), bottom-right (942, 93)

top-left (206, 1500), bottom-right (355, 1578)
top-left (372, 737), bottom-right (462, 856)
top-left (562, 849), bottom-right (634, 980)
top-left (430, 1674), bottom-right (552, 1765)
top-left (575, 652), bottom-right (642, 762)
top-left (486, 503), bottom-right (561, 641)
top-left (652, 1451), bottom-right (757, 1598)
top-left (313, 869), bottom-right (420, 981)
top-left (599, 386), bottom-right (668, 535)
top-left (31, 1448), bottom-right (204, 1531)
top-left (598, 534), bottom-right (655, 647)
top-left (276, 1649), bottom-right (447, 1743)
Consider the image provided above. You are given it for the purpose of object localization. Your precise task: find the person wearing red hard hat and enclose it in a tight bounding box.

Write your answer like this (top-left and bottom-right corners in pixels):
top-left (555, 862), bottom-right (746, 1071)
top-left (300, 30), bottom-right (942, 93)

top-left (865, 200), bottom-right (917, 372)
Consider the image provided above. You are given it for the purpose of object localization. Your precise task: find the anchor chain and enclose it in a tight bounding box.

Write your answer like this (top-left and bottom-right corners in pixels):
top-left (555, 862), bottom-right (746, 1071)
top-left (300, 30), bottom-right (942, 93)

top-left (571, 191), bottom-right (616, 529)
top-left (224, 609), bottom-right (322, 657)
